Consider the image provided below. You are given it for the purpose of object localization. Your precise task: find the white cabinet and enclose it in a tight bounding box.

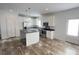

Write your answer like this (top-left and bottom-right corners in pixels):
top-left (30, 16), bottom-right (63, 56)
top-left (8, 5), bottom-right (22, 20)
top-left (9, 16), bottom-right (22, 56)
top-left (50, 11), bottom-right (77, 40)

top-left (0, 14), bottom-right (8, 39)
top-left (46, 31), bottom-right (54, 39)
top-left (48, 16), bottom-right (55, 26)
top-left (7, 13), bottom-right (16, 37)
top-left (42, 15), bottom-right (55, 26)
top-left (0, 12), bottom-right (20, 39)
top-left (26, 32), bottom-right (39, 46)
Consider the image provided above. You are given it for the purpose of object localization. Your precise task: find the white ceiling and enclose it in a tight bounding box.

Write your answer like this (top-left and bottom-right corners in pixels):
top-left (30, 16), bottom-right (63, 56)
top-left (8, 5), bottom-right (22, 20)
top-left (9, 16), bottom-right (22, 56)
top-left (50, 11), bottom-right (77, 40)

top-left (0, 3), bottom-right (79, 16)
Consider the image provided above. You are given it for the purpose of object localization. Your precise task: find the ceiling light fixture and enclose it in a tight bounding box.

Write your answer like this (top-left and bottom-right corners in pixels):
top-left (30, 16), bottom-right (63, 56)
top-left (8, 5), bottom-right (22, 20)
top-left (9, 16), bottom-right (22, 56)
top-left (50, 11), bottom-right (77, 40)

top-left (18, 8), bottom-right (38, 18)
top-left (9, 9), bottom-right (13, 12)
top-left (28, 8), bottom-right (31, 17)
top-left (45, 8), bottom-right (48, 11)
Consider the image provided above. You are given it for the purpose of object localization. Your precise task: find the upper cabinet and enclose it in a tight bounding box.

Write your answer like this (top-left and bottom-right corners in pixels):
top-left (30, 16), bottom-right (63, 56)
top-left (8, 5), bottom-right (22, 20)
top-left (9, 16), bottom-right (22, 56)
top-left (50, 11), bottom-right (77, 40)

top-left (42, 15), bottom-right (55, 26)
top-left (48, 16), bottom-right (55, 26)
top-left (0, 13), bottom-right (8, 39)
top-left (0, 12), bottom-right (20, 39)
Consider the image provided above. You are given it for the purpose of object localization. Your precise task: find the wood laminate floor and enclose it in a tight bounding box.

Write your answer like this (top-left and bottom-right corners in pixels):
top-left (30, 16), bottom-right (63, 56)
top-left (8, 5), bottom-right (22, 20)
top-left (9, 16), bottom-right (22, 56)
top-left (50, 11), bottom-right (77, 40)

top-left (0, 37), bottom-right (79, 55)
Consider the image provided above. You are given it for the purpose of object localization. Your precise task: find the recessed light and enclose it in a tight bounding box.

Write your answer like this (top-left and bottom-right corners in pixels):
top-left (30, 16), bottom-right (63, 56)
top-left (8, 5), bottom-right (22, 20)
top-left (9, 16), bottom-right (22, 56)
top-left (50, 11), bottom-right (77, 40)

top-left (9, 9), bottom-right (13, 12)
top-left (45, 8), bottom-right (48, 11)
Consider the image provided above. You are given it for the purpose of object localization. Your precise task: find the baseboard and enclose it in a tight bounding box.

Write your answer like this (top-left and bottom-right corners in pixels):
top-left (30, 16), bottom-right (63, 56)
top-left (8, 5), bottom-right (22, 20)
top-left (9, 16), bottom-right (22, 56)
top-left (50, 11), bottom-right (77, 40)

top-left (0, 36), bottom-right (20, 43)
top-left (66, 41), bottom-right (79, 46)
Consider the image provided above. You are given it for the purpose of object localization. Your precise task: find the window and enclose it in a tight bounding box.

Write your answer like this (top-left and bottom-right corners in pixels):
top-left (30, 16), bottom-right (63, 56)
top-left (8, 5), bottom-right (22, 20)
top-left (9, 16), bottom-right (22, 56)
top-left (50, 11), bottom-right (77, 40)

top-left (67, 19), bottom-right (79, 36)
top-left (36, 19), bottom-right (41, 27)
top-left (24, 18), bottom-right (33, 27)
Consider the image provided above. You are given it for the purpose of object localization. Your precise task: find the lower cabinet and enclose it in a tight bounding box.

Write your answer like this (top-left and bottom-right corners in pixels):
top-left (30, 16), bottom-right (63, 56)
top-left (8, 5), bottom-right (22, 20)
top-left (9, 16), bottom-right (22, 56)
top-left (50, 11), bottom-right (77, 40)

top-left (0, 12), bottom-right (20, 39)
top-left (46, 31), bottom-right (54, 39)
top-left (26, 32), bottom-right (39, 46)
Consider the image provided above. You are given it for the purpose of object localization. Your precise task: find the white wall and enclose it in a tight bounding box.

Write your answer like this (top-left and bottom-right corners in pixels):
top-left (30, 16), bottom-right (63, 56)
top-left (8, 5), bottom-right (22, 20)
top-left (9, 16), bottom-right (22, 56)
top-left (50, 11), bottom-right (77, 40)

top-left (42, 7), bottom-right (79, 44)
top-left (0, 10), bottom-right (21, 39)
top-left (41, 14), bottom-right (55, 27)
top-left (0, 10), bottom-right (42, 39)
top-left (43, 7), bottom-right (79, 44)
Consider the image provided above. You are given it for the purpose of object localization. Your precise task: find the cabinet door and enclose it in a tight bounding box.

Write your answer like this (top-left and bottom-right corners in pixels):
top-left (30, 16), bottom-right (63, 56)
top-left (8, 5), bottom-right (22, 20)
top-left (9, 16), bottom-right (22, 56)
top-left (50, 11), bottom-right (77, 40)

top-left (46, 31), bottom-right (54, 39)
top-left (48, 16), bottom-right (55, 26)
top-left (7, 13), bottom-right (16, 37)
top-left (26, 32), bottom-right (39, 46)
top-left (15, 17), bottom-right (20, 37)
top-left (1, 14), bottom-right (8, 39)
top-left (1, 12), bottom-right (20, 39)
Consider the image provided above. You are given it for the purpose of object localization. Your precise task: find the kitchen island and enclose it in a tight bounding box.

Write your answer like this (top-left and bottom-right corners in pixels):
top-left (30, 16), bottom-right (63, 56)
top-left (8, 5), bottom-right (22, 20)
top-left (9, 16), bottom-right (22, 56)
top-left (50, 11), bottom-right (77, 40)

top-left (40, 28), bottom-right (55, 39)
top-left (20, 29), bottom-right (39, 46)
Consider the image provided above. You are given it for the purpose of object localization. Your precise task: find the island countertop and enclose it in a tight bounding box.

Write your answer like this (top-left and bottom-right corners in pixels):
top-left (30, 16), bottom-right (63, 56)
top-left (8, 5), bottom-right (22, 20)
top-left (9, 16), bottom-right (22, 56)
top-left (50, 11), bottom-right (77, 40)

top-left (21, 29), bottom-right (39, 33)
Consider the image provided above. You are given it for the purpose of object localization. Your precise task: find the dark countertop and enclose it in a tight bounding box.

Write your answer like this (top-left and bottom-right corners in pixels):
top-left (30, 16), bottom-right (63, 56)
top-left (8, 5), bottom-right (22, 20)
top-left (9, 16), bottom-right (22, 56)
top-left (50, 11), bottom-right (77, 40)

top-left (21, 29), bottom-right (39, 34)
top-left (41, 28), bottom-right (55, 31)
top-left (26, 30), bottom-right (39, 33)
top-left (43, 29), bottom-right (55, 31)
